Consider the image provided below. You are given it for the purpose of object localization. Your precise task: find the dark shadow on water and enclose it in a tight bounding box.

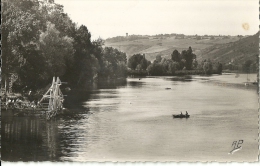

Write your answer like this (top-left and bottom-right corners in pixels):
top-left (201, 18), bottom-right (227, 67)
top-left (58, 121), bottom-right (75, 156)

top-left (1, 109), bottom-right (90, 161)
top-left (64, 79), bottom-right (127, 110)
top-left (1, 115), bottom-right (61, 161)
top-left (164, 75), bottom-right (193, 82)
top-left (97, 78), bottom-right (127, 89)
top-left (64, 90), bottom-right (92, 110)
top-left (127, 81), bottom-right (144, 87)
top-left (1, 78), bottom-right (128, 161)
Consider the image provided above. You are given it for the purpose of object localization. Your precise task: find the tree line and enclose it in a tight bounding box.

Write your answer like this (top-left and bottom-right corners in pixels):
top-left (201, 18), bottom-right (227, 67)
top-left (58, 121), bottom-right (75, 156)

top-left (223, 56), bottom-right (258, 73)
top-left (128, 47), bottom-right (223, 76)
top-left (2, 0), bottom-right (127, 93)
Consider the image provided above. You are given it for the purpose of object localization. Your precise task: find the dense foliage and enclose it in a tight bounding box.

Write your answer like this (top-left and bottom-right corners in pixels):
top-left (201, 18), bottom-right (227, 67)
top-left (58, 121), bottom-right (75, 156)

top-left (136, 46), bottom-right (223, 76)
top-left (2, 0), bottom-right (127, 92)
top-left (128, 54), bottom-right (151, 71)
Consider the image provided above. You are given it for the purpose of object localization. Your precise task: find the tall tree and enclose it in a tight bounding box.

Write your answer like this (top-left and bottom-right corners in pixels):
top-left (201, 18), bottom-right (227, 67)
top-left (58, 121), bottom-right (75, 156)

top-left (2, 0), bottom-right (41, 80)
top-left (171, 50), bottom-right (180, 62)
top-left (128, 54), bottom-right (146, 70)
top-left (39, 22), bottom-right (74, 77)
top-left (203, 60), bottom-right (213, 74)
top-left (102, 47), bottom-right (127, 78)
top-left (243, 60), bottom-right (252, 73)
top-left (181, 47), bottom-right (194, 70)
top-left (69, 25), bottom-right (93, 86)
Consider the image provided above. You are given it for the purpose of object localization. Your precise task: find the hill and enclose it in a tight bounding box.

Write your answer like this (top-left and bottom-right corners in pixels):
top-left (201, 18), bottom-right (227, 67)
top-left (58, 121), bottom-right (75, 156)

top-left (200, 32), bottom-right (259, 65)
top-left (104, 33), bottom-right (258, 66)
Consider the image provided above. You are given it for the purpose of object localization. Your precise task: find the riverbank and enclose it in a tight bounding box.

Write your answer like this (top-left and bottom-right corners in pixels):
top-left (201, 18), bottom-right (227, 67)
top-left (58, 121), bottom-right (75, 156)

top-left (128, 69), bottom-right (222, 77)
top-left (193, 73), bottom-right (258, 91)
top-left (222, 70), bottom-right (258, 74)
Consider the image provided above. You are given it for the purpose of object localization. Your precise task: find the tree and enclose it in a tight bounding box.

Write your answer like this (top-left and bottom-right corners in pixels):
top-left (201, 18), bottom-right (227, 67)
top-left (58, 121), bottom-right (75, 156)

top-left (217, 62), bottom-right (223, 74)
top-left (171, 50), bottom-right (180, 62)
top-left (155, 54), bottom-right (162, 63)
top-left (2, 0), bottom-right (41, 82)
top-left (192, 59), bottom-right (198, 69)
top-left (71, 25), bottom-right (93, 86)
top-left (39, 22), bottom-right (74, 77)
top-left (128, 54), bottom-right (147, 70)
top-left (115, 61), bottom-right (128, 78)
top-left (2, 0), bottom-right (129, 91)
top-left (17, 44), bottom-right (47, 91)
top-left (2, 0), bottom-right (78, 91)
top-left (242, 60), bottom-right (252, 73)
top-left (203, 61), bottom-right (213, 74)
top-left (161, 59), bottom-right (178, 74)
top-left (179, 59), bottom-right (186, 70)
top-left (181, 47), bottom-right (194, 70)
top-left (92, 37), bottom-right (105, 63)
top-left (147, 63), bottom-right (164, 76)
top-left (102, 47), bottom-right (127, 78)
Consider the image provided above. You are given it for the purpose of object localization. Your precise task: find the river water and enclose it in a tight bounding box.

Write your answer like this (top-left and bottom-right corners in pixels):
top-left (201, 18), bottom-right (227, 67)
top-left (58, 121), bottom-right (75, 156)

top-left (1, 74), bottom-right (258, 162)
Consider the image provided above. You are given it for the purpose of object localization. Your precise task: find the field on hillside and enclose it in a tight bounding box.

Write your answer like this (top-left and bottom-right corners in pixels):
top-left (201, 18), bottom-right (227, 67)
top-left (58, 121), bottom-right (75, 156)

top-left (105, 36), bottom-right (242, 62)
top-left (200, 33), bottom-right (258, 64)
top-left (105, 33), bottom-right (258, 68)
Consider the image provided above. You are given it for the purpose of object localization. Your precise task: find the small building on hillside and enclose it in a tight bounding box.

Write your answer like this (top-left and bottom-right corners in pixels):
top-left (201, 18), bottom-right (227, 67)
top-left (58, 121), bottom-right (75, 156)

top-left (175, 34), bottom-right (185, 39)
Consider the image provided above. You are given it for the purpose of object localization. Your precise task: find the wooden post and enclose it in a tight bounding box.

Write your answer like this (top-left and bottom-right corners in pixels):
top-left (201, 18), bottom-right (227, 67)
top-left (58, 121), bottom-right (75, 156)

top-left (39, 77), bottom-right (64, 120)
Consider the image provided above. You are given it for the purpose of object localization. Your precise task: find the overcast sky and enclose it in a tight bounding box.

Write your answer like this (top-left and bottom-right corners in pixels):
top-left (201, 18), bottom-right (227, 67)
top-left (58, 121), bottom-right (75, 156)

top-left (55, 0), bottom-right (259, 40)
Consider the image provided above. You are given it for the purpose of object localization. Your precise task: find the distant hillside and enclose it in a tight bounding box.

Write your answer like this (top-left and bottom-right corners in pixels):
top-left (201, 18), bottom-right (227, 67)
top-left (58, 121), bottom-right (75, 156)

top-left (200, 32), bottom-right (259, 65)
top-left (104, 34), bottom-right (250, 63)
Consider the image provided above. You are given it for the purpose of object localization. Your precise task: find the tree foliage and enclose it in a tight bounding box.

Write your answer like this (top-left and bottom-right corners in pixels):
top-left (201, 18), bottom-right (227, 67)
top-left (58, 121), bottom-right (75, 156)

top-left (203, 60), bottom-right (213, 75)
top-left (128, 54), bottom-right (150, 70)
top-left (171, 50), bottom-right (180, 62)
top-left (145, 46), bottom-right (223, 76)
top-left (2, 0), bottom-right (128, 92)
top-left (242, 60), bottom-right (252, 73)
top-left (39, 22), bottom-right (74, 77)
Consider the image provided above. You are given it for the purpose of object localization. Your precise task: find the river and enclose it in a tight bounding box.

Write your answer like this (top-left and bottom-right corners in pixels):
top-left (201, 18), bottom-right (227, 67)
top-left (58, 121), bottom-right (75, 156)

top-left (1, 73), bottom-right (258, 162)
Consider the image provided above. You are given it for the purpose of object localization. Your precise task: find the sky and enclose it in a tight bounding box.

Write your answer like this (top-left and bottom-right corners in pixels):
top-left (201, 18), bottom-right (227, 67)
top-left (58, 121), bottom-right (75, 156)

top-left (55, 0), bottom-right (259, 40)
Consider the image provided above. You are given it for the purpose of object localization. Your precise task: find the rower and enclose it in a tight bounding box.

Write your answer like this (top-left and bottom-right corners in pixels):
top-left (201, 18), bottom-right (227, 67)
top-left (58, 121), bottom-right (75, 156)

top-left (186, 111), bottom-right (189, 115)
top-left (180, 112), bottom-right (183, 115)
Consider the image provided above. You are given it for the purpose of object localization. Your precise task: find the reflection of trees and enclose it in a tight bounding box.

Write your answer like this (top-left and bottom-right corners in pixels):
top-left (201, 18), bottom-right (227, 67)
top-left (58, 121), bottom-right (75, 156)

top-left (97, 78), bottom-right (127, 89)
top-left (45, 119), bottom-right (58, 160)
top-left (2, 117), bottom-right (44, 161)
top-left (3, 118), bottom-right (40, 144)
top-left (127, 81), bottom-right (143, 87)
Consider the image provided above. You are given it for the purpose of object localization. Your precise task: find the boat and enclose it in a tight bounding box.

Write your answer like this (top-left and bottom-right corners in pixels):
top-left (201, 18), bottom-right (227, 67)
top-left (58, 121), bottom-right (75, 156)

top-left (252, 81), bottom-right (258, 85)
top-left (172, 114), bottom-right (190, 118)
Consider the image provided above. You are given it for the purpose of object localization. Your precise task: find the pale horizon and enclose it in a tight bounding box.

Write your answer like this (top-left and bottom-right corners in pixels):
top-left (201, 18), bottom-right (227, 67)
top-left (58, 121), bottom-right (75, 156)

top-left (56, 0), bottom-right (259, 40)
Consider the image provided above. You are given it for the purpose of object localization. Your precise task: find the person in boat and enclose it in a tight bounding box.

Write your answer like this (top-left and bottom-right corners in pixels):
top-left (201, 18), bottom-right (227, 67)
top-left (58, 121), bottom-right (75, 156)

top-left (180, 112), bottom-right (183, 115)
top-left (186, 111), bottom-right (189, 116)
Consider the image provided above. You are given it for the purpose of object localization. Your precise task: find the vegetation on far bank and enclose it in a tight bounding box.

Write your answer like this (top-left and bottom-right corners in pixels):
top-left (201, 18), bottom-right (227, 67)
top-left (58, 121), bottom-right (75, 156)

top-left (105, 31), bottom-right (259, 74)
top-left (128, 69), bottom-right (223, 77)
top-left (127, 47), bottom-right (223, 76)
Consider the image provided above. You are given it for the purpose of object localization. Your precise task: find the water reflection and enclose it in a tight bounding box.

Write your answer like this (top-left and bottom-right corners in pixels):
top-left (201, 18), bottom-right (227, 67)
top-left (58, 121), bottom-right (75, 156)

top-left (127, 81), bottom-right (144, 87)
top-left (2, 115), bottom-right (48, 161)
top-left (2, 111), bottom-right (91, 161)
top-left (45, 119), bottom-right (59, 160)
top-left (1, 74), bottom-right (258, 161)
top-left (164, 75), bottom-right (193, 82)
top-left (97, 78), bottom-right (127, 89)
top-left (64, 79), bottom-right (127, 109)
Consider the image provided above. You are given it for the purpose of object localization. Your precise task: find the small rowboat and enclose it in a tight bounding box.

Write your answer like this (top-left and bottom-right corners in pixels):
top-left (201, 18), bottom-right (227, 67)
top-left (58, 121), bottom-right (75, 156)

top-left (172, 114), bottom-right (190, 118)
